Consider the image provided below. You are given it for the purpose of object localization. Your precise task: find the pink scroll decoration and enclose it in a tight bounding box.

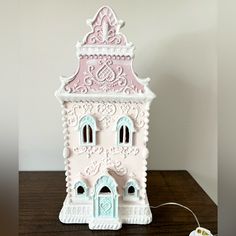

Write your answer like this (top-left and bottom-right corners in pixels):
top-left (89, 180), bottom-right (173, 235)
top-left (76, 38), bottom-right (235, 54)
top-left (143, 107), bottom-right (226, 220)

top-left (65, 57), bottom-right (144, 94)
top-left (84, 6), bottom-right (126, 46)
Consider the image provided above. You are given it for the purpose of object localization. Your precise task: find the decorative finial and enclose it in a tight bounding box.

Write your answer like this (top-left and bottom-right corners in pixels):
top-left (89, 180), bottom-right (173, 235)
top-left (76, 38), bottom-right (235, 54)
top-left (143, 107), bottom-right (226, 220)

top-left (83, 6), bottom-right (127, 45)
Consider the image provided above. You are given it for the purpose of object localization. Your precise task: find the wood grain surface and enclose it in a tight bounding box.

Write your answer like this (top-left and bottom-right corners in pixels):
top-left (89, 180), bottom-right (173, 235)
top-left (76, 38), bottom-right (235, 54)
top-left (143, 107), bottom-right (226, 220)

top-left (19, 171), bottom-right (217, 236)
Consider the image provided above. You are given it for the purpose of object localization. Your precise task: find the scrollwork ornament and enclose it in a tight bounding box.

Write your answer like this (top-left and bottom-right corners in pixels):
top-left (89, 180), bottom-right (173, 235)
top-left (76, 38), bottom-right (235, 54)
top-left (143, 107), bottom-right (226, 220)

top-left (109, 146), bottom-right (139, 159)
top-left (69, 58), bottom-right (141, 94)
top-left (96, 102), bottom-right (117, 128)
top-left (81, 149), bottom-right (127, 177)
top-left (66, 103), bottom-right (93, 127)
top-left (66, 105), bottom-right (79, 127)
top-left (97, 102), bottom-right (116, 116)
top-left (98, 116), bottom-right (114, 129)
top-left (74, 146), bottom-right (104, 158)
top-left (81, 160), bottom-right (101, 177)
top-left (120, 103), bottom-right (146, 129)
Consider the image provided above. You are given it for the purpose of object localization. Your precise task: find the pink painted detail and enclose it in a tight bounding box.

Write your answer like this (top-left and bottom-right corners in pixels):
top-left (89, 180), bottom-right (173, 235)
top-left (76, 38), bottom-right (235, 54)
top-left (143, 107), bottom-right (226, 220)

top-left (65, 56), bottom-right (144, 94)
top-left (84, 6), bottom-right (126, 46)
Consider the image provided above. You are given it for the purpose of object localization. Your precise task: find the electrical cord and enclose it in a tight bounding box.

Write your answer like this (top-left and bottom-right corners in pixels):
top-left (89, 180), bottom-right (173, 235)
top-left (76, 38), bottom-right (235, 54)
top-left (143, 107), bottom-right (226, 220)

top-left (149, 202), bottom-right (217, 236)
top-left (150, 202), bottom-right (200, 227)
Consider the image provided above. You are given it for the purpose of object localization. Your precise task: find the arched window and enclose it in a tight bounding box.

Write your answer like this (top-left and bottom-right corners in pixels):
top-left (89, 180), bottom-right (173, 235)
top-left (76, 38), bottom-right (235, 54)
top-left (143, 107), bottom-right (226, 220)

top-left (82, 124), bottom-right (93, 143)
top-left (79, 115), bottom-right (97, 146)
top-left (128, 186), bottom-right (135, 194)
top-left (77, 186), bottom-right (85, 194)
top-left (119, 125), bottom-right (130, 144)
top-left (123, 179), bottom-right (140, 201)
top-left (99, 186), bottom-right (111, 194)
top-left (74, 180), bottom-right (89, 199)
top-left (116, 116), bottom-right (134, 146)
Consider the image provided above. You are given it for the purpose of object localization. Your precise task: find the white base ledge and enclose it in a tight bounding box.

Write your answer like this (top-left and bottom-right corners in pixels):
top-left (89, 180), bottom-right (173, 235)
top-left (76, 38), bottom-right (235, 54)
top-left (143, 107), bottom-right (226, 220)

top-left (59, 194), bottom-right (152, 230)
top-left (89, 218), bottom-right (122, 230)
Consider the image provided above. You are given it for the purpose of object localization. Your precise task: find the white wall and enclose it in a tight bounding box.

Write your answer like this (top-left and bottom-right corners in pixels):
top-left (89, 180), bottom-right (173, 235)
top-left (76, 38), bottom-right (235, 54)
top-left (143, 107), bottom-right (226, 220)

top-left (19, 0), bottom-right (217, 202)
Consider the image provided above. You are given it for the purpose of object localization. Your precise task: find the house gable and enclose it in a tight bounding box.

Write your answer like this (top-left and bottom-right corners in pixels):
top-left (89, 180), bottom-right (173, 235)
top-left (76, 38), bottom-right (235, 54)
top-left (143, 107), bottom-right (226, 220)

top-left (56, 6), bottom-right (155, 101)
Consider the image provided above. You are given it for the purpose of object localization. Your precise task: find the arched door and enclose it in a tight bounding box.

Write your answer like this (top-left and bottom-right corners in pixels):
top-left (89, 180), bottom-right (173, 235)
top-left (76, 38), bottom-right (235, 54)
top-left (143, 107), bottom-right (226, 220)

top-left (98, 186), bottom-right (113, 217)
top-left (93, 175), bottom-right (118, 219)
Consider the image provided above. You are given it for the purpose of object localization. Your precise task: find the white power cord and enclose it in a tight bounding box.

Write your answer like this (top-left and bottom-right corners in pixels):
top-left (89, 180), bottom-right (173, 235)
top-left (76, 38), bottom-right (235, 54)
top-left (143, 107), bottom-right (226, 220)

top-left (150, 202), bottom-right (200, 227)
top-left (149, 202), bottom-right (217, 236)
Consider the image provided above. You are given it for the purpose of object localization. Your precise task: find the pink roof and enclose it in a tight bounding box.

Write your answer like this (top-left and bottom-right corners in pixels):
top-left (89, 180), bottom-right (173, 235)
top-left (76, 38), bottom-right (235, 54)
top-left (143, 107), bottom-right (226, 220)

top-left (64, 6), bottom-right (145, 95)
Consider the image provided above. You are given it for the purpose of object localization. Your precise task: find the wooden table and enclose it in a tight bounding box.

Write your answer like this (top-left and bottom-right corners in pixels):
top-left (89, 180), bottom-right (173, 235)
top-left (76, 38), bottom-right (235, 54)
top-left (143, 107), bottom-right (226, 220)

top-left (19, 171), bottom-right (217, 236)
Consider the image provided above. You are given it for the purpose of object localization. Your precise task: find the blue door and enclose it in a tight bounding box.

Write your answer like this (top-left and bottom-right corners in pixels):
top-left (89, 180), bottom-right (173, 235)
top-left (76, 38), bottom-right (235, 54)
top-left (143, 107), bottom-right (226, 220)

top-left (93, 175), bottom-right (118, 219)
top-left (98, 194), bottom-right (113, 217)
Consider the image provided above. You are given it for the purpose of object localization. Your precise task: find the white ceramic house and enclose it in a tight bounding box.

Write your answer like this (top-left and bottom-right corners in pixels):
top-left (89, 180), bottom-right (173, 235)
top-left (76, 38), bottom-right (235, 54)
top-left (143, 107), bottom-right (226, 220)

top-left (55, 6), bottom-right (156, 230)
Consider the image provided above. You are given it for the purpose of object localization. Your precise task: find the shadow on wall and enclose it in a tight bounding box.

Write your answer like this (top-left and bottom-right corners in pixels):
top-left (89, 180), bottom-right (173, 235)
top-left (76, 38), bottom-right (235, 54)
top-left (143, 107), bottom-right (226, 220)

top-left (145, 30), bottom-right (216, 170)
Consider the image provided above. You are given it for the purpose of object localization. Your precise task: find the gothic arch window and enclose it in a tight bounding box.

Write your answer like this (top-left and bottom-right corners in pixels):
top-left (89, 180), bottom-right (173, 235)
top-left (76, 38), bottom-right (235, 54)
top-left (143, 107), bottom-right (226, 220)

top-left (123, 179), bottom-right (140, 201)
top-left (79, 115), bottom-right (97, 146)
top-left (99, 186), bottom-right (111, 194)
top-left (116, 116), bottom-right (134, 146)
top-left (77, 186), bottom-right (85, 194)
top-left (74, 180), bottom-right (89, 199)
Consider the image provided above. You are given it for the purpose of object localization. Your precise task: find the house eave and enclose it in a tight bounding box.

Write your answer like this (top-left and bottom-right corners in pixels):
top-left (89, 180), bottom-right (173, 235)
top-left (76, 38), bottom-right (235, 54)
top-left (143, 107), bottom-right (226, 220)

top-left (55, 89), bottom-right (156, 104)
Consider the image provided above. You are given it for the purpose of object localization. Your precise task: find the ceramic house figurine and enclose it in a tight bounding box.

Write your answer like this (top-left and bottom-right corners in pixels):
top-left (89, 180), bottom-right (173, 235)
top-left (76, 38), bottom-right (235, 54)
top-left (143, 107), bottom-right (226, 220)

top-left (55, 6), bottom-right (156, 230)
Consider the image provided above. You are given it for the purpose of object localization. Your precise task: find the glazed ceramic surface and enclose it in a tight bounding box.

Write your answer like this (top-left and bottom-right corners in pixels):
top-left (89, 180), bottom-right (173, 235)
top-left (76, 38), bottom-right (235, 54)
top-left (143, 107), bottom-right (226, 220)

top-left (55, 6), bottom-right (155, 230)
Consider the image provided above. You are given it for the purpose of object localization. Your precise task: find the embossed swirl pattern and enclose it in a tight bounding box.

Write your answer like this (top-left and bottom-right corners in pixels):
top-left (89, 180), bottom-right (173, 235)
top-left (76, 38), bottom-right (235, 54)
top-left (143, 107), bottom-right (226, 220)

top-left (66, 101), bottom-right (145, 130)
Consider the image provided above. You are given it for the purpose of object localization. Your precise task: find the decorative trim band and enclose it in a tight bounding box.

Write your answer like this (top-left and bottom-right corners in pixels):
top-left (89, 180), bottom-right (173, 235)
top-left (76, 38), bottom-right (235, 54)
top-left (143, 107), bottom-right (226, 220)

top-left (76, 43), bottom-right (135, 58)
top-left (55, 88), bottom-right (156, 103)
top-left (89, 219), bottom-right (122, 230)
top-left (59, 194), bottom-right (152, 228)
